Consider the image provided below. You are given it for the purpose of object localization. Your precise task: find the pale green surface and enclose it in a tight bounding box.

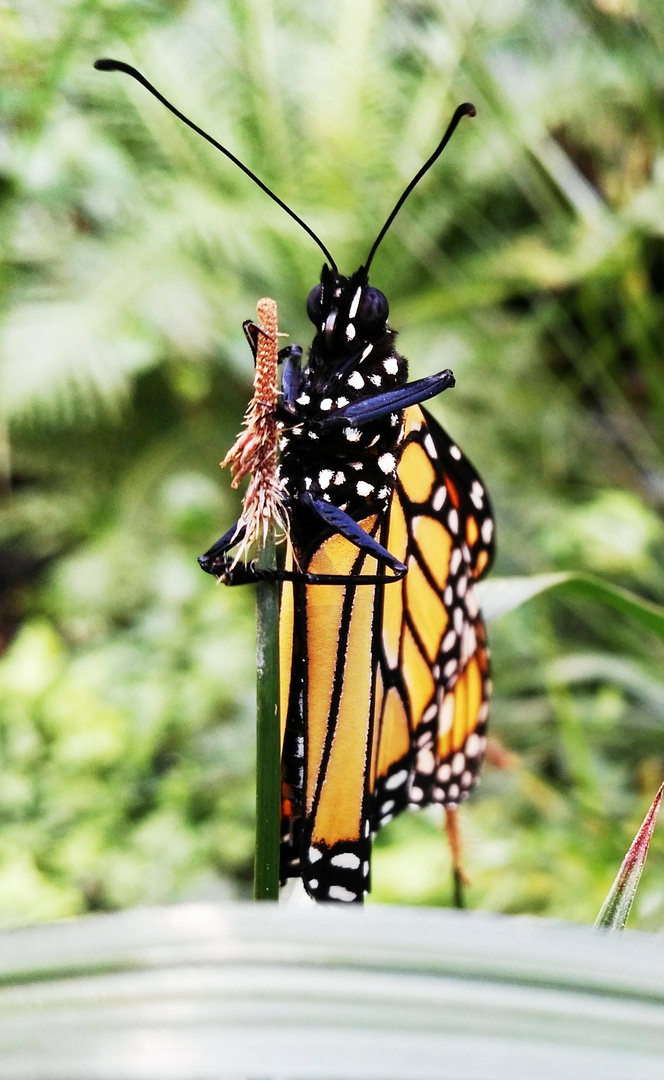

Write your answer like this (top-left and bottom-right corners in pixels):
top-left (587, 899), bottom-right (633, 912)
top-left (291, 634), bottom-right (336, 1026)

top-left (1, 902), bottom-right (664, 1079)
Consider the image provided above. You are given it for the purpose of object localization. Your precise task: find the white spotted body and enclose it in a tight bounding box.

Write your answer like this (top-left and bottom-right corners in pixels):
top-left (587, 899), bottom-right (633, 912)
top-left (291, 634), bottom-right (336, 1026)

top-left (278, 267), bottom-right (406, 527)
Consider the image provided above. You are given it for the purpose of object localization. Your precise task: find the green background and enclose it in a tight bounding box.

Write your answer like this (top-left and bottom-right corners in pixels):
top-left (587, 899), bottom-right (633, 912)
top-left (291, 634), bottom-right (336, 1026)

top-left (1, 0), bottom-right (663, 927)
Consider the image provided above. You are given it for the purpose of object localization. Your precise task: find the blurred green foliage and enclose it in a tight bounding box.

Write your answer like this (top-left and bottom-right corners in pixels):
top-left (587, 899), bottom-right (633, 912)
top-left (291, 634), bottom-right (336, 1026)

top-left (1, 0), bottom-right (664, 926)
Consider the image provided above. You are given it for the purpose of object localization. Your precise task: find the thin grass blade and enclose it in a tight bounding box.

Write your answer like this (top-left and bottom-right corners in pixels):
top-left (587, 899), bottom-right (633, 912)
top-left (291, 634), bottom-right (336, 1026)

top-left (595, 782), bottom-right (664, 932)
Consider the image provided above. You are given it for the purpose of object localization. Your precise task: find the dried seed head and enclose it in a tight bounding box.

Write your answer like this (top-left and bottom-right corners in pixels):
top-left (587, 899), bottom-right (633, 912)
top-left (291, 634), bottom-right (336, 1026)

top-left (222, 297), bottom-right (289, 563)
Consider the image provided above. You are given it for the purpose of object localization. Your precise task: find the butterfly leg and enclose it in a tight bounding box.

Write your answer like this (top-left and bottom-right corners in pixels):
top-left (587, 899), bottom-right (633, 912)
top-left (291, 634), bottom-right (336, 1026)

top-left (315, 368), bottom-right (455, 430)
top-left (280, 345), bottom-right (304, 411)
top-left (199, 495), bottom-right (406, 586)
top-left (241, 320), bottom-right (260, 361)
top-left (298, 491), bottom-right (406, 582)
top-left (198, 521), bottom-right (247, 577)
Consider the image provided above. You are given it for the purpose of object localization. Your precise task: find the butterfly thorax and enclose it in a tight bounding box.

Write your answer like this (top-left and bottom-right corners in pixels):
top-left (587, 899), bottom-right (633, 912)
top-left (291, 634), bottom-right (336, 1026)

top-left (278, 267), bottom-right (407, 518)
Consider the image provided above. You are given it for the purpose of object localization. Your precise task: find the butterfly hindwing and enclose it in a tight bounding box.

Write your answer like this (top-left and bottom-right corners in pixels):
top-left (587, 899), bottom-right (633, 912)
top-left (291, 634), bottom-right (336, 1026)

top-left (371, 404), bottom-right (494, 827)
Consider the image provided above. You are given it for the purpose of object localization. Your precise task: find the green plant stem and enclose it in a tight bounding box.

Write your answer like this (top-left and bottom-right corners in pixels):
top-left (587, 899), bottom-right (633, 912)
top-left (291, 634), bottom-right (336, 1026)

top-left (254, 534), bottom-right (281, 900)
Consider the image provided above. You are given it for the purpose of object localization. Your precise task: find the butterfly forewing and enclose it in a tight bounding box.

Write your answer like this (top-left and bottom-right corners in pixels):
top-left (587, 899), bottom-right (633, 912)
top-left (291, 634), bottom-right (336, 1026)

top-left (279, 521), bottom-right (383, 902)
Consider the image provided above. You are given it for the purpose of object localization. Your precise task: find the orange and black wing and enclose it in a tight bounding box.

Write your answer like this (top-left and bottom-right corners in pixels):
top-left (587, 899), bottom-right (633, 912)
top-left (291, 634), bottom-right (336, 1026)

top-left (370, 404), bottom-right (494, 828)
top-left (279, 520), bottom-right (383, 903)
top-left (278, 405), bottom-right (494, 902)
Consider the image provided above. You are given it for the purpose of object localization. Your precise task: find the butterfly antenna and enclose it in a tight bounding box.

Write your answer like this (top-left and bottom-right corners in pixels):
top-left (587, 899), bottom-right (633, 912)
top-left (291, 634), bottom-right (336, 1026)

top-left (94, 58), bottom-right (338, 272)
top-left (364, 102), bottom-right (475, 273)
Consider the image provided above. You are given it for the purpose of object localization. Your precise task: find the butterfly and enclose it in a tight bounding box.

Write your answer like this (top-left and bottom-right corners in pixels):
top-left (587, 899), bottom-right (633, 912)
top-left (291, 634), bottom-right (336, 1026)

top-left (95, 58), bottom-right (495, 903)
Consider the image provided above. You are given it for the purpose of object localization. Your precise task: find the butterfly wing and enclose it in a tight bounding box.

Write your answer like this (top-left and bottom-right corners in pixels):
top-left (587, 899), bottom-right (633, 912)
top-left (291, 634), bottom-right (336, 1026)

top-left (279, 404), bottom-right (495, 899)
top-left (371, 404), bottom-right (494, 826)
top-left (279, 520), bottom-right (383, 903)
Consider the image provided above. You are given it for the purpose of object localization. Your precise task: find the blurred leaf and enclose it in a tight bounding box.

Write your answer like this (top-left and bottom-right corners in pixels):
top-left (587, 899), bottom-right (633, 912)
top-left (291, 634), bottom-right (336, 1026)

top-left (480, 573), bottom-right (664, 639)
top-left (1, 903), bottom-right (664, 1078)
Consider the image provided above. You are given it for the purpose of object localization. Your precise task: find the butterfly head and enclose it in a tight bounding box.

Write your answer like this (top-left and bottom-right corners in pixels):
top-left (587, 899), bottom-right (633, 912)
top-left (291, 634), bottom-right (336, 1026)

top-left (306, 264), bottom-right (390, 366)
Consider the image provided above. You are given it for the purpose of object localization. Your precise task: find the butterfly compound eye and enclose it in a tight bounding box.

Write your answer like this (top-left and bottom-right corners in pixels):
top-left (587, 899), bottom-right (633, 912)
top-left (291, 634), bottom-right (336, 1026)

top-left (306, 284), bottom-right (324, 324)
top-left (357, 286), bottom-right (389, 333)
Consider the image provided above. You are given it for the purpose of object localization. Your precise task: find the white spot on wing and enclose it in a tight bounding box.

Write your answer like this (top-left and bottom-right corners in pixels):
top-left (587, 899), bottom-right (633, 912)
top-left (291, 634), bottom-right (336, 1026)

top-left (318, 469), bottom-right (333, 489)
top-left (465, 733), bottom-right (481, 757)
top-left (346, 323), bottom-right (356, 341)
top-left (465, 587), bottom-right (479, 619)
top-left (449, 444), bottom-right (462, 460)
top-left (452, 752), bottom-right (465, 775)
top-left (439, 695), bottom-right (455, 735)
top-left (424, 433), bottom-right (437, 459)
top-left (344, 427), bottom-right (361, 442)
top-left (471, 480), bottom-right (484, 508)
top-left (416, 748), bottom-right (435, 774)
top-left (329, 885), bottom-right (356, 902)
top-left (433, 487), bottom-right (446, 511)
top-left (357, 480), bottom-right (374, 497)
top-left (385, 769), bottom-right (408, 790)
top-left (331, 852), bottom-right (360, 869)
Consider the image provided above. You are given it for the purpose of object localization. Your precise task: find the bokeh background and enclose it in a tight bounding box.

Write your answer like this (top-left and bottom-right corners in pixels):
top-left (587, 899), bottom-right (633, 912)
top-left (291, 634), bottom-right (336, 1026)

top-left (2, 0), bottom-right (664, 928)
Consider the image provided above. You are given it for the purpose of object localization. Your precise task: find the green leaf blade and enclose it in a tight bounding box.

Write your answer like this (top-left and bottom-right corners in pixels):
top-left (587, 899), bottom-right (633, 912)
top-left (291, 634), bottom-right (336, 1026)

top-left (595, 783), bottom-right (664, 933)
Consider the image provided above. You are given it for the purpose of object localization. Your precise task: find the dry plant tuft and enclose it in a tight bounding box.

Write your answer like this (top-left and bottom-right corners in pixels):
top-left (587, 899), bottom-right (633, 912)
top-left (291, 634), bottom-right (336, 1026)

top-left (222, 298), bottom-right (289, 564)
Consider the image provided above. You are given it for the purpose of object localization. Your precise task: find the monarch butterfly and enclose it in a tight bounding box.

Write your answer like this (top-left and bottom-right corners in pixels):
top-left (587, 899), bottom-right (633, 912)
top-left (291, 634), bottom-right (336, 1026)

top-left (95, 59), bottom-right (495, 904)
